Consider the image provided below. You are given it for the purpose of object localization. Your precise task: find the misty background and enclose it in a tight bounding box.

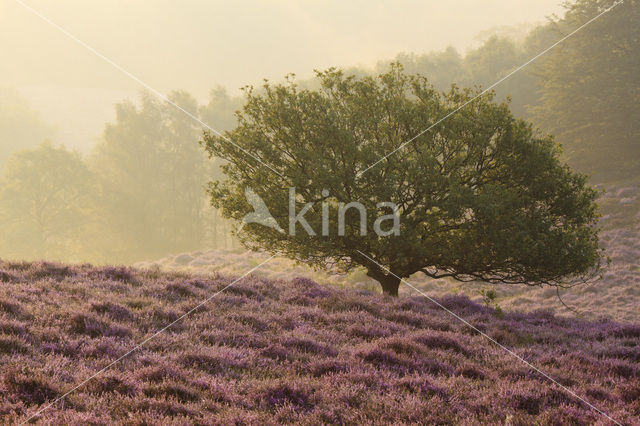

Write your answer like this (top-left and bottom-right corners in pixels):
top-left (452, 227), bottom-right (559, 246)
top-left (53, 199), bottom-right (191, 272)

top-left (1, 0), bottom-right (561, 152)
top-left (1, 0), bottom-right (637, 265)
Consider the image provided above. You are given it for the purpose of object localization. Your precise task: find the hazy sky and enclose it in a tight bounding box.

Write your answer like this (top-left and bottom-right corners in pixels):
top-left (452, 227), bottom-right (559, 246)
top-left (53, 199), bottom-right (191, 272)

top-left (2, 0), bottom-right (564, 94)
top-left (0, 0), bottom-right (564, 150)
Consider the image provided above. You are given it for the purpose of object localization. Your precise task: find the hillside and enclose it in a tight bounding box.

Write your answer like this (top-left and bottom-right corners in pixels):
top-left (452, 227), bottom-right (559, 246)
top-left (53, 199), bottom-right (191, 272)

top-left (0, 261), bottom-right (639, 424)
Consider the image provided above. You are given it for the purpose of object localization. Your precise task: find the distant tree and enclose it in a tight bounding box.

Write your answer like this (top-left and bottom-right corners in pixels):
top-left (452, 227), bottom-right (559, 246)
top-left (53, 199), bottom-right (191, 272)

top-left (200, 87), bottom-right (259, 249)
top-left (464, 36), bottom-right (521, 85)
top-left (385, 47), bottom-right (468, 92)
top-left (200, 86), bottom-right (245, 132)
top-left (533, 0), bottom-right (640, 182)
top-left (90, 91), bottom-right (211, 262)
top-left (0, 87), bottom-right (52, 170)
top-left (202, 66), bottom-right (604, 296)
top-left (0, 142), bottom-right (92, 260)
top-left (380, 36), bottom-right (544, 119)
top-left (464, 36), bottom-right (541, 118)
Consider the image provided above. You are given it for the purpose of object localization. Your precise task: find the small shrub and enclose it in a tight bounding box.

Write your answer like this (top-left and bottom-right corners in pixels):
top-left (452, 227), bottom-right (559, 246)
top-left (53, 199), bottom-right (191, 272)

top-left (0, 320), bottom-right (27, 336)
top-left (178, 349), bottom-right (247, 375)
top-left (346, 324), bottom-right (395, 340)
top-left (164, 282), bottom-right (196, 298)
top-left (412, 331), bottom-right (468, 355)
top-left (514, 393), bottom-right (542, 415)
top-left (144, 382), bottom-right (200, 403)
top-left (125, 298), bottom-right (154, 310)
top-left (395, 377), bottom-right (448, 399)
top-left (438, 295), bottom-right (487, 314)
top-left (90, 301), bottom-right (135, 322)
top-left (386, 311), bottom-right (431, 328)
top-left (4, 370), bottom-right (59, 405)
top-left (606, 359), bottom-right (638, 377)
top-left (262, 383), bottom-right (312, 411)
top-left (261, 344), bottom-right (294, 361)
top-left (69, 313), bottom-right (132, 338)
top-left (81, 337), bottom-right (126, 359)
top-left (280, 337), bottom-right (337, 357)
top-left (84, 375), bottom-right (137, 397)
top-left (617, 381), bottom-right (640, 403)
top-left (0, 300), bottom-right (27, 317)
top-left (228, 313), bottom-right (269, 332)
top-left (379, 337), bottom-right (425, 357)
top-left (502, 385), bottom-right (544, 416)
top-left (319, 294), bottom-right (379, 315)
top-left (201, 331), bottom-right (267, 349)
top-left (455, 365), bottom-right (486, 380)
top-left (0, 270), bottom-right (17, 283)
top-left (612, 324), bottom-right (640, 339)
top-left (358, 348), bottom-right (416, 375)
top-left (29, 262), bottom-right (74, 280)
top-left (308, 359), bottom-right (350, 377)
top-left (137, 365), bottom-right (186, 383)
top-left (0, 335), bottom-right (29, 354)
top-left (584, 386), bottom-right (613, 402)
top-left (225, 284), bottom-right (264, 301)
top-left (135, 398), bottom-right (196, 417)
top-left (89, 266), bottom-right (136, 283)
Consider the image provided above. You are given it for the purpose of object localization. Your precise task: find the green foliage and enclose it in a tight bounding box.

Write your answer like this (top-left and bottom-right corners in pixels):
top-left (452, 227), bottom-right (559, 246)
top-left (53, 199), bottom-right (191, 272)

top-left (533, 0), bottom-right (640, 183)
top-left (480, 289), bottom-right (497, 305)
top-left (0, 142), bottom-right (92, 260)
top-left (479, 288), bottom-right (502, 316)
top-left (203, 65), bottom-right (604, 295)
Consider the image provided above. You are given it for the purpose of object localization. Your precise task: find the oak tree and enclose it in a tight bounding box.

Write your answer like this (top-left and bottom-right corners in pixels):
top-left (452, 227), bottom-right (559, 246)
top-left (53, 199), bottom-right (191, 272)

top-left (203, 65), bottom-right (603, 296)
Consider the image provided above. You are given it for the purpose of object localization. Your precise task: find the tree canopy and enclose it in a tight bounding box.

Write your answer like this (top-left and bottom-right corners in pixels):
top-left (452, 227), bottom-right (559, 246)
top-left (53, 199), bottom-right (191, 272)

top-left (202, 65), bottom-right (604, 296)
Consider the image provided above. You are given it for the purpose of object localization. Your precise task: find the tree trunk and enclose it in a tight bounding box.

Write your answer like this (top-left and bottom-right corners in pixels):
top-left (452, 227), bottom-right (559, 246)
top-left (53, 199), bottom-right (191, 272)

top-left (379, 274), bottom-right (401, 297)
top-left (366, 267), bottom-right (402, 297)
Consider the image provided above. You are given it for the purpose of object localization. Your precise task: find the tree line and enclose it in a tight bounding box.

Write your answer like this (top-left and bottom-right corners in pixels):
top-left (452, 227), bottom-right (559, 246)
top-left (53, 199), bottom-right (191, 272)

top-left (0, 89), bottom-right (243, 263)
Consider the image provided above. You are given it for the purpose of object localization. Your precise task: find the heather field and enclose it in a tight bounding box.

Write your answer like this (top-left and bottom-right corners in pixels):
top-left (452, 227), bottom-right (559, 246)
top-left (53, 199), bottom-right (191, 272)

top-left (0, 261), bottom-right (639, 424)
top-left (2, 0), bottom-right (639, 424)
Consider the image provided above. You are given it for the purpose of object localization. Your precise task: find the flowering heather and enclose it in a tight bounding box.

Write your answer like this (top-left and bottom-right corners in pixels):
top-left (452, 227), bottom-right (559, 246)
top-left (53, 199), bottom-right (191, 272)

top-left (0, 261), bottom-right (639, 424)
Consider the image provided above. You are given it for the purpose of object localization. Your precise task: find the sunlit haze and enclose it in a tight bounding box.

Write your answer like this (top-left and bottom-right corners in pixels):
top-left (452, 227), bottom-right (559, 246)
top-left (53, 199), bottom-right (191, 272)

top-left (2, 0), bottom-right (562, 150)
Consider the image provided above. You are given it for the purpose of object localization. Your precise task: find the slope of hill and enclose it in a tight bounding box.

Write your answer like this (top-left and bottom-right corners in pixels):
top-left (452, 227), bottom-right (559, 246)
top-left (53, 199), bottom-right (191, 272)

top-left (0, 261), bottom-right (638, 424)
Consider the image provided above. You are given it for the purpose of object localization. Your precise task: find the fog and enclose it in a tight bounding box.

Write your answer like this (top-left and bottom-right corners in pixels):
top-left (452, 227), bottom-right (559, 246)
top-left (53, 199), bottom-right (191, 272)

top-left (2, 0), bottom-right (561, 152)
